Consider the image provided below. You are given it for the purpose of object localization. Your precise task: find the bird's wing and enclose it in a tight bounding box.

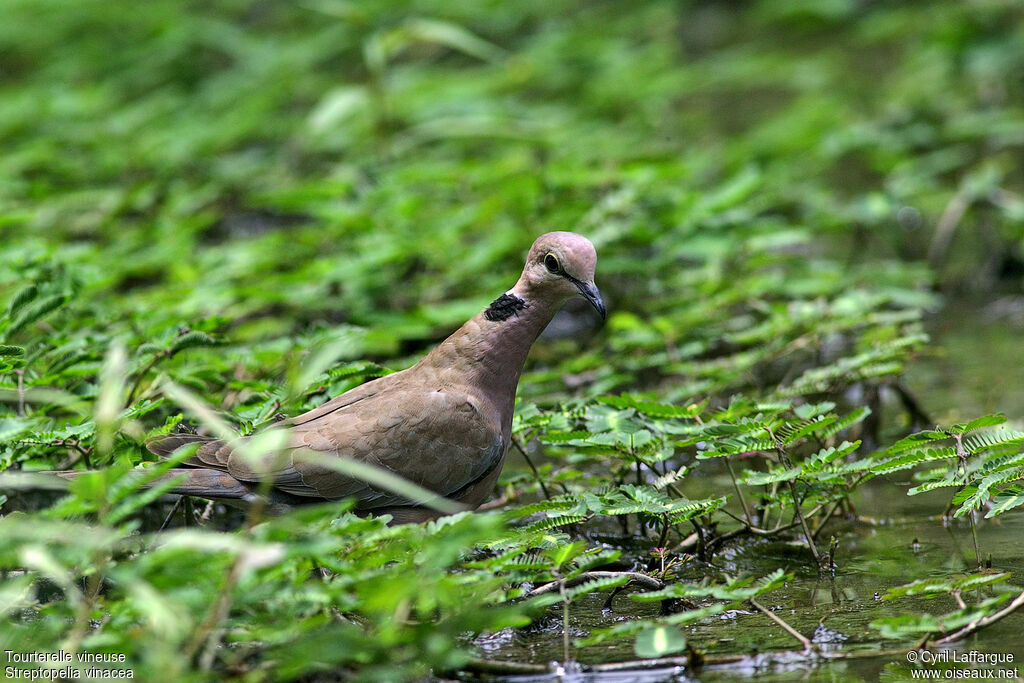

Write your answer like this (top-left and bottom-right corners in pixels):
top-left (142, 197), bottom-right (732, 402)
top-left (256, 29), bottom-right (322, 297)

top-left (286, 371), bottom-right (398, 426)
top-left (146, 376), bottom-right (505, 510)
top-left (224, 387), bottom-right (504, 509)
top-left (146, 374), bottom-right (400, 467)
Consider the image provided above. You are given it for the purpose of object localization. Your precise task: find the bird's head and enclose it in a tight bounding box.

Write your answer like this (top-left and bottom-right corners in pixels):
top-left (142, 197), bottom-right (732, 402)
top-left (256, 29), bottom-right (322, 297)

top-left (517, 231), bottom-right (605, 319)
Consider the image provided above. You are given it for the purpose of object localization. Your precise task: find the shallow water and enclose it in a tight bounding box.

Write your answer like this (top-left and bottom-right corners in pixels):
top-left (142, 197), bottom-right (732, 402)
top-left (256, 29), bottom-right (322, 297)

top-left (482, 300), bottom-right (1024, 682)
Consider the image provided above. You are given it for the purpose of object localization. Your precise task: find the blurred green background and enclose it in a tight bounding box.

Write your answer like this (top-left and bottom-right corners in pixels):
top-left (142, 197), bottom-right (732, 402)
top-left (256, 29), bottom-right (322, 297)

top-left (2, 0), bottom-right (1021, 361)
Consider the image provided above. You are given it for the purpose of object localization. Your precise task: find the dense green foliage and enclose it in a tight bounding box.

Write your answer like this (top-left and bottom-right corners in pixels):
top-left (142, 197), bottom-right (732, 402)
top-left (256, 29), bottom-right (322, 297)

top-left (2, 0), bottom-right (1023, 680)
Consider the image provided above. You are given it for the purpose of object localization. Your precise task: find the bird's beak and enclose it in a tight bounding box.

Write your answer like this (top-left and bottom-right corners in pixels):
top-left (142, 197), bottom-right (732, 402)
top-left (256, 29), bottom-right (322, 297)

top-left (577, 281), bottom-right (606, 320)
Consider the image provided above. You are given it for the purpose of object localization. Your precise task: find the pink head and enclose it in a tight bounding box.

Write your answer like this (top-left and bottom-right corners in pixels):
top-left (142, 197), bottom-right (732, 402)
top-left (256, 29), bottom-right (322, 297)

top-left (515, 231), bottom-right (605, 319)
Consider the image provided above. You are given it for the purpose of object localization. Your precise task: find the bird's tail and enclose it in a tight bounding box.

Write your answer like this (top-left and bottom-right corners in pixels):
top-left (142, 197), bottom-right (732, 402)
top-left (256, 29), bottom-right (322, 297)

top-left (0, 466), bottom-right (252, 506)
top-left (53, 467), bottom-right (255, 500)
top-left (138, 434), bottom-right (285, 506)
top-left (0, 467), bottom-right (299, 513)
top-left (145, 433), bottom-right (220, 458)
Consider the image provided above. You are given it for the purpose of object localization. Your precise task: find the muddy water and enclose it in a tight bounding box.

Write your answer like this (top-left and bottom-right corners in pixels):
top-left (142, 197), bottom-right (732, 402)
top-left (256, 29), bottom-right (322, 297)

top-left (485, 301), bottom-right (1024, 682)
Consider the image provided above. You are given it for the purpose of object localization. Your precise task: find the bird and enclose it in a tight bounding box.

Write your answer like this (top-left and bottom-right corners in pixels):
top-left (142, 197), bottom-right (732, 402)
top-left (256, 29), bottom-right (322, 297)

top-left (141, 232), bottom-right (605, 523)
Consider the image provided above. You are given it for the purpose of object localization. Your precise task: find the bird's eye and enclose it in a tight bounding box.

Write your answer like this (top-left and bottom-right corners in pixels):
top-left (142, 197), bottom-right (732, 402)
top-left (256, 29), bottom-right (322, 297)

top-left (544, 253), bottom-right (560, 274)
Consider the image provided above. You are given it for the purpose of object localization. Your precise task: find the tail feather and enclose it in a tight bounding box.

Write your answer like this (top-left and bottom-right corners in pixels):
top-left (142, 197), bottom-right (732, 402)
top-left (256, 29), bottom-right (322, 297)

top-left (47, 467), bottom-right (301, 512)
top-left (51, 467), bottom-right (251, 499)
top-left (145, 433), bottom-right (219, 458)
top-left (4, 435), bottom-right (303, 516)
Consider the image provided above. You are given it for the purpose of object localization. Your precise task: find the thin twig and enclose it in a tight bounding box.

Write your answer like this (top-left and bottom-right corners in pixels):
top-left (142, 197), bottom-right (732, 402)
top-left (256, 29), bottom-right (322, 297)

top-left (559, 577), bottom-right (570, 664)
top-left (724, 457), bottom-right (753, 525)
top-left (477, 490), bottom-right (515, 511)
top-left (749, 598), bottom-right (814, 652)
top-left (697, 502), bottom-right (839, 554)
top-left (934, 589), bottom-right (1024, 645)
top-left (690, 519), bottom-right (707, 561)
top-left (718, 508), bottom-right (801, 536)
top-left (812, 498), bottom-right (846, 541)
top-left (190, 558), bottom-right (244, 670)
top-left (458, 590), bottom-right (1024, 676)
top-left (768, 427), bottom-right (821, 566)
top-left (15, 369), bottom-right (25, 416)
top-left (158, 495), bottom-right (184, 532)
top-left (789, 496), bottom-right (821, 565)
top-left (127, 352), bottom-right (166, 404)
top-left (672, 531), bottom-right (699, 553)
top-left (968, 511), bottom-right (983, 569)
top-left (196, 499), bottom-right (215, 525)
top-left (458, 658), bottom-right (551, 674)
top-left (953, 433), bottom-right (983, 568)
top-left (511, 435), bottom-right (553, 499)
top-left (54, 438), bottom-right (93, 470)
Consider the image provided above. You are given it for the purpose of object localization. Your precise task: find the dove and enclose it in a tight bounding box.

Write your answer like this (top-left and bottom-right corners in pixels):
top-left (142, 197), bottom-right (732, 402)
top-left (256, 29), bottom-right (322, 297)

top-left (143, 232), bottom-right (604, 523)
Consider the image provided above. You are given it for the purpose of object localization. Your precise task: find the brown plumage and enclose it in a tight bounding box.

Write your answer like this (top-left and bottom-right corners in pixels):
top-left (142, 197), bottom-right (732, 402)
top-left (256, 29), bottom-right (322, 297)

top-left (144, 232), bottom-right (604, 523)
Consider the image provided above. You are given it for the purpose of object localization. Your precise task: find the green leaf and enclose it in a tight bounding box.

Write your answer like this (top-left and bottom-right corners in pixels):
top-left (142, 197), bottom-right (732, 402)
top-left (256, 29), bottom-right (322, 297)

top-left (547, 541), bottom-right (586, 570)
top-left (820, 406), bottom-right (871, 439)
top-left (987, 487), bottom-right (1024, 518)
top-left (794, 402), bottom-right (835, 419)
top-left (529, 575), bottom-right (631, 608)
top-left (168, 331), bottom-right (220, 354)
top-left (779, 415), bottom-right (837, 445)
top-left (963, 429), bottom-right (1024, 454)
top-left (742, 467), bottom-right (801, 485)
top-left (634, 626), bottom-right (687, 658)
top-left (954, 469), bottom-right (1024, 517)
top-left (872, 596), bottom-right (1012, 639)
top-left (597, 395), bottom-right (705, 419)
top-left (887, 430), bottom-right (950, 454)
top-left (947, 413), bottom-right (1007, 434)
top-left (951, 486), bottom-right (978, 506)
top-left (402, 18), bottom-right (506, 63)
top-left (5, 284), bottom-right (38, 318)
top-left (805, 440), bottom-right (860, 469)
top-left (3, 294), bottom-right (68, 339)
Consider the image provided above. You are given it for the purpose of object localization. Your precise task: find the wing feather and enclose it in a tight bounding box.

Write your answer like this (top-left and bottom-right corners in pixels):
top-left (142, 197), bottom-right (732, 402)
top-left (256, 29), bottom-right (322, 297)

top-left (146, 379), bottom-right (505, 511)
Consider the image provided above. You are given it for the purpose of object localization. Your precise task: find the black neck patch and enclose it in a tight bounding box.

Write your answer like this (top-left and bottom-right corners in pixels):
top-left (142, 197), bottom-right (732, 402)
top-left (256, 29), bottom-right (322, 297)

top-left (484, 293), bottom-right (527, 322)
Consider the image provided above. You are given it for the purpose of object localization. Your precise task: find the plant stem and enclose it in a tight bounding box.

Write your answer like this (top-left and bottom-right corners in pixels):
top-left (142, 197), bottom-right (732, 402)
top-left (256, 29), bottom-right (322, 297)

top-left (952, 433), bottom-right (983, 568)
top-left (789, 488), bottom-right (821, 565)
top-left (15, 369), bottom-right (25, 416)
top-left (511, 434), bottom-right (554, 499)
top-left (768, 427), bottom-right (821, 567)
top-left (811, 498), bottom-right (845, 541)
top-left (127, 351), bottom-right (166, 404)
top-left (689, 519), bottom-right (707, 561)
top-left (559, 577), bottom-right (570, 664)
top-left (969, 510), bottom-right (983, 569)
top-left (724, 456), bottom-right (753, 525)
